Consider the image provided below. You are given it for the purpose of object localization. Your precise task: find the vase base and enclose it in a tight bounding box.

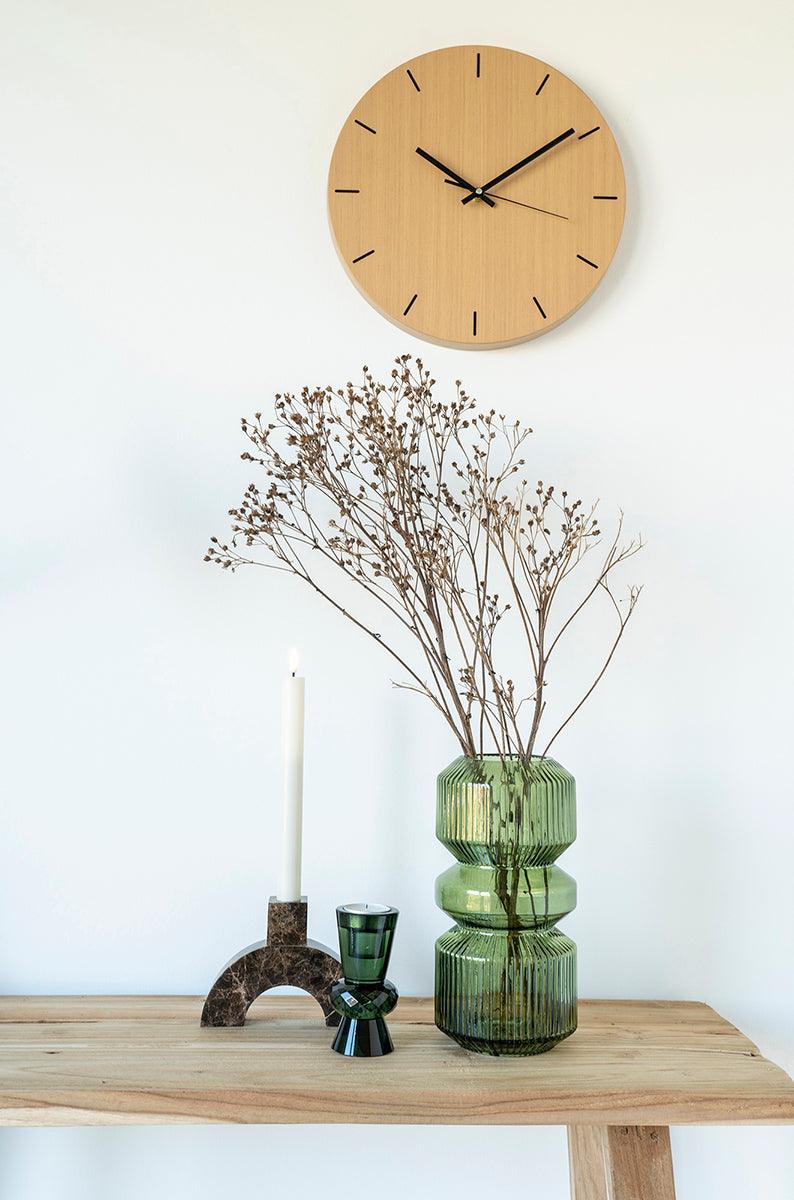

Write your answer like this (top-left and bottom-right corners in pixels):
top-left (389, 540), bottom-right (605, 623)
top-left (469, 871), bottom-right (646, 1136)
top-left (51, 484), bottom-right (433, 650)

top-left (437, 1023), bottom-right (576, 1056)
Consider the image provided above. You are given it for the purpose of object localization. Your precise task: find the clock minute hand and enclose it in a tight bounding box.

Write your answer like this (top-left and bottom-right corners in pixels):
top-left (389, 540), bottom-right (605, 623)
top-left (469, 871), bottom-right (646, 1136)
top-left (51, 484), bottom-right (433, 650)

top-left (415, 147), bottom-right (496, 207)
top-left (461, 128), bottom-right (576, 205)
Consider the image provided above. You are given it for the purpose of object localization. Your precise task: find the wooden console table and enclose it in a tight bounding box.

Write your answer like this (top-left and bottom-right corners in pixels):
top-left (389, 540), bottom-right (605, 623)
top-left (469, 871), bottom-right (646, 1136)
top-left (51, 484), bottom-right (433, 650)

top-left (2, 996), bottom-right (793, 1198)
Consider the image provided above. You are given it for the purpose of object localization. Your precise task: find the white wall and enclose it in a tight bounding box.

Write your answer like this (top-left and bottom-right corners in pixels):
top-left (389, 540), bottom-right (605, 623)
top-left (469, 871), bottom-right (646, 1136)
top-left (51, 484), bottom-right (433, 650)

top-left (2, 0), bottom-right (793, 1195)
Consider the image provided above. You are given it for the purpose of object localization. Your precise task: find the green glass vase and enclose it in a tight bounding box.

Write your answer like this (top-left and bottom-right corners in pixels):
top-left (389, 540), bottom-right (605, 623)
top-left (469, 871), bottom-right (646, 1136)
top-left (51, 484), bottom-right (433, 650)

top-left (434, 755), bottom-right (577, 1056)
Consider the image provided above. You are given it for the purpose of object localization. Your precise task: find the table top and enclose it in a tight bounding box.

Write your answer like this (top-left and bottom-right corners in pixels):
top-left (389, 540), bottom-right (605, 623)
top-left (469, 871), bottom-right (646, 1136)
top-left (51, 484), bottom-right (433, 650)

top-left (1, 996), bottom-right (792, 1127)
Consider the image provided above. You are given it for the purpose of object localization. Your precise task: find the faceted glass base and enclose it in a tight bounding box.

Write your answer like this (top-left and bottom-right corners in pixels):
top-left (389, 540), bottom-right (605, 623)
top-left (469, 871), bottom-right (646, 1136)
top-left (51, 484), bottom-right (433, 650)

top-left (332, 1014), bottom-right (394, 1057)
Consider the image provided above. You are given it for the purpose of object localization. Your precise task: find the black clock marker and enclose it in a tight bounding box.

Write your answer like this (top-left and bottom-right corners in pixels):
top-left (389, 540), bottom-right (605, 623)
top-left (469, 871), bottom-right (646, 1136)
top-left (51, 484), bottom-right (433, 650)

top-left (406, 69), bottom-right (420, 92)
top-left (576, 254), bottom-right (599, 269)
top-left (535, 73), bottom-right (550, 95)
top-left (354, 119), bottom-right (377, 134)
top-left (403, 294), bottom-right (418, 316)
top-left (334, 189), bottom-right (360, 194)
top-left (578, 126), bottom-right (600, 140)
top-left (533, 296), bottom-right (547, 319)
top-left (593, 194), bottom-right (618, 200)
top-left (472, 311), bottom-right (478, 336)
top-left (353, 249), bottom-right (375, 263)
top-left (476, 52), bottom-right (481, 78)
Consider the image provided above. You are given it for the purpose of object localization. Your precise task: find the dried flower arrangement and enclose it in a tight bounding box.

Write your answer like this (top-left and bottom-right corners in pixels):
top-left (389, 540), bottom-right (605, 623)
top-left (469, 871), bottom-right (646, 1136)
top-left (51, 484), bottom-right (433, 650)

top-left (206, 356), bottom-right (642, 761)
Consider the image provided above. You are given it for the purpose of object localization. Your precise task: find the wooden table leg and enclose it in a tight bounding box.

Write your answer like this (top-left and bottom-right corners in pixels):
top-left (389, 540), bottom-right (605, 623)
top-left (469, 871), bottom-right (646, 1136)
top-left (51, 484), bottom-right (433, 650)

top-left (568, 1125), bottom-right (676, 1199)
top-left (568, 1126), bottom-right (609, 1199)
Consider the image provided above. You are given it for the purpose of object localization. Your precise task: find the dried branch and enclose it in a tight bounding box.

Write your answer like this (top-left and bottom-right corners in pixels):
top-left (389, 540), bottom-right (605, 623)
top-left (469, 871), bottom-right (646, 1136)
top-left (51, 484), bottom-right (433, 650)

top-left (206, 357), bottom-right (643, 761)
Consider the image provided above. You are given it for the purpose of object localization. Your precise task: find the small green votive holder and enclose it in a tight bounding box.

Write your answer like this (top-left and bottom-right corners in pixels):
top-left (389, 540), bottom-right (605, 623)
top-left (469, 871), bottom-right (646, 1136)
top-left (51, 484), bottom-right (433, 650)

top-left (331, 903), bottom-right (399, 1057)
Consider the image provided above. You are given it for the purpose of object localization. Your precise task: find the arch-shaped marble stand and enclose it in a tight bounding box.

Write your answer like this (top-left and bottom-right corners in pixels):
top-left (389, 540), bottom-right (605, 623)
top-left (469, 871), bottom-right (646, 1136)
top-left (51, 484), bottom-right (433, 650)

top-left (201, 897), bottom-right (341, 1027)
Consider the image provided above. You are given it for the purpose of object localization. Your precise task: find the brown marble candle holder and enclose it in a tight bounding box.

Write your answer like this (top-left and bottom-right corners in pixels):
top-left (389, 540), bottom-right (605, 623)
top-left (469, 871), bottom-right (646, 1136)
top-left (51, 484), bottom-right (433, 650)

top-left (201, 897), bottom-right (341, 1028)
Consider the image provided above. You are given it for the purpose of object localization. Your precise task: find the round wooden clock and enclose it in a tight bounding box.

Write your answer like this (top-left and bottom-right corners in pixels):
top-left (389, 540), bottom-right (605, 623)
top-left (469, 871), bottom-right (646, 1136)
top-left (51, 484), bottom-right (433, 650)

top-left (328, 45), bottom-right (625, 349)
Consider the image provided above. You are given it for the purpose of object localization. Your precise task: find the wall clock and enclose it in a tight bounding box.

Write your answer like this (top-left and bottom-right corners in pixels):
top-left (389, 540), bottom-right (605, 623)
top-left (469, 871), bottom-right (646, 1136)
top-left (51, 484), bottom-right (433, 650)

top-left (328, 45), bottom-right (625, 350)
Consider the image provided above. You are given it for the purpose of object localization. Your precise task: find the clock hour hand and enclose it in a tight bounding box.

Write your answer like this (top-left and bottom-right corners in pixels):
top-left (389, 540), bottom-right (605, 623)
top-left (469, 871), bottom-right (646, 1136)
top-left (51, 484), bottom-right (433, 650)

top-left (461, 128), bottom-right (576, 205)
top-left (415, 147), bottom-right (496, 207)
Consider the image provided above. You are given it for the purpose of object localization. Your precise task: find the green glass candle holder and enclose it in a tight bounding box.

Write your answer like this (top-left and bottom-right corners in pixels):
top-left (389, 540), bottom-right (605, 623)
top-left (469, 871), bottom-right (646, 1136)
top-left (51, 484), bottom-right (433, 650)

top-left (331, 903), bottom-right (399, 1057)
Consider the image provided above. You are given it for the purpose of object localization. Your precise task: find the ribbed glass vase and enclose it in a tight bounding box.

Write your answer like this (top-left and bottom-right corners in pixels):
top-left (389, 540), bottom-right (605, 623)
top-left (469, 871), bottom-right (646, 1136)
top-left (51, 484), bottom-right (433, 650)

top-left (434, 754), bottom-right (577, 1056)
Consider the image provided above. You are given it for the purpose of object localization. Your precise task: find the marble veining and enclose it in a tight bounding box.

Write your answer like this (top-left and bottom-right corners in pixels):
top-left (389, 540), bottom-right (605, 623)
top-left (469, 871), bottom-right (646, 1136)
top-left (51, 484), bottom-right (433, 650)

top-left (201, 897), bottom-right (341, 1027)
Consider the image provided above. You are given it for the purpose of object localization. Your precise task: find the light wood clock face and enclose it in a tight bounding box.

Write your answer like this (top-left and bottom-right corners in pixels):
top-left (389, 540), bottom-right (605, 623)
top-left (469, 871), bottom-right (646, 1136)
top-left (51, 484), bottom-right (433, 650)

top-left (328, 45), bottom-right (625, 350)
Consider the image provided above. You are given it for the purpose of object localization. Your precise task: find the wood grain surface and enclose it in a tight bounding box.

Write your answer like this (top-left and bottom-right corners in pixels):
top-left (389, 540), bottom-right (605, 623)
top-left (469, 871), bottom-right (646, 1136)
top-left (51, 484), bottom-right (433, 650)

top-left (1, 997), bottom-right (792, 1127)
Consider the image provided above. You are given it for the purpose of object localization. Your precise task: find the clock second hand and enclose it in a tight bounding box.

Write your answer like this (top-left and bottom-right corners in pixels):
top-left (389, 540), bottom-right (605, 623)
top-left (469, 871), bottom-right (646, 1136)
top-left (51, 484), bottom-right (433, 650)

top-left (443, 179), bottom-right (569, 220)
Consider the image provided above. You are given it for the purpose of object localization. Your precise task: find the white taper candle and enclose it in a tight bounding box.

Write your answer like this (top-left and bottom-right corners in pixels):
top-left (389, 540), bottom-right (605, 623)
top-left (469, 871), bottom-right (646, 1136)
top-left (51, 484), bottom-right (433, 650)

top-left (277, 647), bottom-right (305, 902)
